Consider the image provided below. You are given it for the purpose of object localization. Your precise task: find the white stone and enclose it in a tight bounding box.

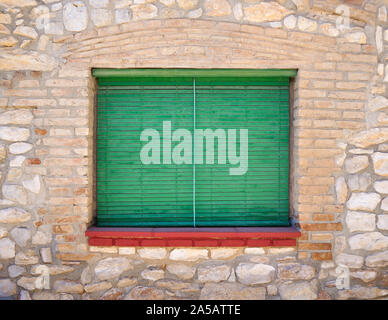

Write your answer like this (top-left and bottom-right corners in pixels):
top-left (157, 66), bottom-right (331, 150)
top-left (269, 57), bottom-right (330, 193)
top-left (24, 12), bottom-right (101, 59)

top-left (346, 211), bottom-right (375, 233)
top-left (131, 4), bottom-right (157, 20)
top-left (344, 31), bottom-right (367, 44)
top-left (115, 8), bottom-right (130, 24)
top-left (0, 127), bottom-right (30, 141)
top-left (378, 6), bottom-right (387, 22)
top-left (279, 281), bottom-right (317, 300)
top-left (23, 175), bottom-right (41, 194)
top-left (374, 180), bottom-right (388, 193)
top-left (349, 232), bottom-right (388, 251)
top-left (344, 156), bottom-right (369, 174)
top-left (44, 22), bottom-right (64, 35)
top-left (166, 263), bottom-right (196, 280)
top-left (187, 8), bottom-right (202, 19)
top-left (0, 110), bottom-right (33, 125)
top-left (141, 268), bottom-right (165, 281)
top-left (2, 185), bottom-right (27, 205)
top-left (137, 248), bottom-right (167, 260)
top-left (95, 257), bottom-right (132, 280)
top-left (348, 173), bottom-right (371, 192)
top-left (9, 142), bottom-right (33, 155)
top-left (335, 253), bottom-right (363, 269)
top-left (267, 247), bottom-right (296, 255)
top-left (91, 8), bottom-right (113, 27)
top-left (0, 227), bottom-right (7, 238)
top-left (17, 277), bottom-right (37, 291)
top-left (277, 263), bottom-right (315, 280)
top-left (63, 1), bottom-right (88, 32)
top-left (10, 227), bottom-right (31, 247)
top-left (244, 248), bottom-right (265, 255)
top-left (199, 282), bottom-right (266, 300)
top-left (90, 0), bottom-right (109, 7)
top-left (365, 250), bottom-right (388, 267)
top-left (236, 263), bottom-right (275, 285)
top-left (210, 248), bottom-right (238, 259)
top-left (0, 207), bottom-right (31, 223)
top-left (372, 152), bottom-right (388, 176)
top-left (319, 23), bottom-right (339, 37)
top-left (244, 2), bottom-right (291, 23)
top-left (8, 265), bottom-right (25, 278)
top-left (31, 265), bottom-right (74, 276)
top-left (197, 264), bottom-right (231, 283)
top-left (15, 250), bottom-right (39, 265)
top-left (118, 247), bottom-right (136, 255)
top-left (19, 290), bottom-right (31, 300)
top-left (349, 149), bottom-right (373, 155)
top-left (297, 16), bottom-right (317, 32)
top-left (369, 96), bottom-right (388, 112)
top-left (346, 193), bottom-right (381, 212)
top-left (10, 156), bottom-right (25, 167)
top-left (40, 247), bottom-right (52, 263)
top-left (351, 270), bottom-right (377, 283)
top-left (232, 3), bottom-right (243, 20)
top-left (13, 26), bottom-right (38, 39)
top-left (381, 197), bottom-right (388, 211)
top-left (335, 176), bottom-right (347, 204)
top-left (169, 248), bottom-right (208, 261)
top-left (0, 279), bottom-right (16, 297)
top-left (31, 230), bottom-right (51, 245)
top-left (377, 215), bottom-right (388, 230)
top-left (0, 238), bottom-right (15, 259)
top-left (81, 267), bottom-right (92, 285)
top-left (376, 26), bottom-right (383, 55)
top-left (51, 3), bottom-right (62, 11)
top-left (283, 14), bottom-right (296, 29)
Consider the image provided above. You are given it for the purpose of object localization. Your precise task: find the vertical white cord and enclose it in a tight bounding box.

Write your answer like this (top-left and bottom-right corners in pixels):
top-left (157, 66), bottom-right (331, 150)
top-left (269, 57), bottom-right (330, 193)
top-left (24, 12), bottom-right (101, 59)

top-left (193, 78), bottom-right (196, 228)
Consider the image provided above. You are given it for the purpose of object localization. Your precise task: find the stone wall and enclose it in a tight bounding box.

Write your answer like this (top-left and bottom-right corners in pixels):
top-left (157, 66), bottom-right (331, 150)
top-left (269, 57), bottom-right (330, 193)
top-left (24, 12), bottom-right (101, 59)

top-left (0, 0), bottom-right (387, 300)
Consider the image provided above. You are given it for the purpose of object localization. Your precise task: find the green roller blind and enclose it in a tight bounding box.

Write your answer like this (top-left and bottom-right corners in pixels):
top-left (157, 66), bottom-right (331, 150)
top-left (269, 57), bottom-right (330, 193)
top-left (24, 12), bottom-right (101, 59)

top-left (95, 71), bottom-right (291, 227)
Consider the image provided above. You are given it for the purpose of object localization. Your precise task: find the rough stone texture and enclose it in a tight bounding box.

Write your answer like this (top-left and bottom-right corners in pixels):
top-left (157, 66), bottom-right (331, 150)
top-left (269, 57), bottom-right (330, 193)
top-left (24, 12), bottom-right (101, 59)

top-left (0, 110), bottom-right (33, 125)
top-left (125, 286), bottom-right (165, 300)
top-left (374, 180), bottom-right (388, 193)
top-left (91, 9), bottom-right (113, 27)
top-left (204, 0), bottom-right (231, 17)
top-left (9, 142), bottom-right (33, 155)
top-left (346, 193), bottom-right (381, 212)
top-left (169, 249), bottom-right (208, 261)
top-left (372, 152), bottom-right (388, 176)
top-left (2, 185), bottom-right (27, 205)
top-left (279, 281), bottom-right (317, 300)
top-left (277, 263), bottom-right (315, 280)
top-left (210, 248), bottom-right (239, 259)
top-left (84, 281), bottom-right (112, 293)
top-left (365, 250), bottom-right (388, 267)
top-left (346, 211), bottom-right (376, 233)
top-left (349, 232), bottom-right (388, 251)
top-left (141, 268), bottom-right (165, 281)
top-left (166, 263), bottom-right (196, 280)
top-left (244, 2), bottom-right (291, 23)
top-left (297, 17), bottom-right (317, 32)
top-left (94, 257), bottom-right (132, 280)
top-left (137, 248), bottom-right (167, 260)
top-left (131, 4), bottom-right (157, 20)
top-left (335, 176), bottom-right (348, 204)
top-left (338, 286), bottom-right (388, 300)
top-left (0, 127), bottom-right (30, 141)
top-left (200, 282), bottom-right (266, 300)
top-left (0, 238), bottom-right (16, 259)
top-left (345, 156), bottom-right (369, 174)
top-left (15, 251), bottom-right (39, 265)
top-left (10, 227), bottom-right (31, 247)
top-left (63, 1), bottom-right (88, 32)
top-left (22, 175), bottom-right (40, 194)
top-left (335, 253), bottom-right (364, 269)
top-left (236, 263), bottom-right (275, 285)
top-left (54, 280), bottom-right (84, 294)
top-left (0, 279), bottom-right (16, 297)
top-left (177, 0), bottom-right (198, 10)
top-left (197, 264), bottom-right (231, 283)
top-left (377, 215), bottom-right (388, 230)
top-left (351, 270), bottom-right (377, 283)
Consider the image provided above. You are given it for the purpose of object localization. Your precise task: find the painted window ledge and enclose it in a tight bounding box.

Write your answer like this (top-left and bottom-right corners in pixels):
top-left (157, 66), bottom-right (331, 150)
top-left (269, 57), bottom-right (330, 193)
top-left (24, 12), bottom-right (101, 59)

top-left (85, 227), bottom-right (301, 247)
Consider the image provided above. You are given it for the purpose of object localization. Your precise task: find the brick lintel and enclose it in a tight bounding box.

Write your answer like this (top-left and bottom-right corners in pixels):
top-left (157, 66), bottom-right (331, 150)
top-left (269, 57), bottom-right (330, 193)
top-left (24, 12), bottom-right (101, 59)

top-left (85, 227), bottom-right (301, 247)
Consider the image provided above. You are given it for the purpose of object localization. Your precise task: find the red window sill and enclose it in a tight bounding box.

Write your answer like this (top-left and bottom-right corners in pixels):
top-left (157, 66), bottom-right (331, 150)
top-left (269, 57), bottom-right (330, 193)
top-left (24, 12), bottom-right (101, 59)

top-left (85, 227), bottom-right (301, 247)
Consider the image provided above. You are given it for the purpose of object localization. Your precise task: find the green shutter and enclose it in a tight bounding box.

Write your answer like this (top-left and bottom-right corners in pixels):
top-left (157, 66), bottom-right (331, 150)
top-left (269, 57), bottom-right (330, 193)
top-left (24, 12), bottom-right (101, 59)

top-left (95, 71), bottom-right (291, 227)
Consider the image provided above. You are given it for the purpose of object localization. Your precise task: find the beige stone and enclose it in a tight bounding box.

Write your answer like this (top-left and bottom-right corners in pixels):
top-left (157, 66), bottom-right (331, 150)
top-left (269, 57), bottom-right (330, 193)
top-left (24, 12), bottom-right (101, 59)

top-left (17, 277), bottom-right (37, 291)
top-left (344, 31), bottom-right (367, 44)
top-left (279, 281), bottom-right (317, 300)
top-left (236, 263), bottom-right (275, 285)
top-left (131, 4), bottom-right (157, 20)
top-left (210, 248), bottom-right (239, 259)
top-left (118, 247), bottom-right (136, 255)
top-left (9, 142), bottom-right (33, 154)
top-left (125, 286), bottom-right (165, 300)
top-left (335, 253), bottom-right (364, 269)
top-left (15, 250), bottom-right (39, 265)
top-left (232, 3), bottom-right (243, 20)
top-left (177, 0), bottom-right (197, 10)
top-left (30, 264), bottom-right (74, 276)
top-left (344, 156), bottom-right (369, 174)
top-left (204, 0), bottom-right (231, 17)
top-left (63, 1), bottom-right (88, 32)
top-left (349, 232), bottom-right (388, 251)
top-left (244, 2), bottom-right (291, 23)
top-left (0, 127), bottom-right (30, 141)
top-left (277, 263), bottom-right (315, 280)
top-left (0, 227), bottom-right (7, 239)
top-left (141, 268), bottom-right (165, 281)
top-left (197, 264), bottom-right (231, 283)
top-left (348, 173), bottom-right (371, 192)
top-left (10, 227), bottom-right (31, 247)
top-left (0, 36), bottom-right (17, 47)
top-left (117, 277), bottom-right (137, 288)
top-left (0, 207), bottom-right (31, 224)
top-left (369, 96), bottom-right (388, 112)
top-left (297, 16), bottom-right (317, 32)
top-left (346, 193), bottom-right (381, 212)
top-left (23, 175), bottom-right (41, 194)
top-left (91, 8), bottom-right (113, 27)
top-left (283, 14), bottom-right (296, 29)
top-left (0, 238), bottom-right (15, 259)
top-left (137, 248), bottom-right (167, 260)
top-left (84, 281), bottom-right (112, 293)
top-left (13, 26), bottom-right (38, 39)
top-left (200, 282), bottom-right (266, 300)
top-left (169, 248), bottom-right (208, 261)
top-left (338, 286), bottom-right (388, 299)
top-left (335, 176), bottom-right (347, 204)
top-left (100, 288), bottom-right (124, 300)
top-left (2, 185), bottom-right (27, 205)
top-left (346, 211), bottom-right (376, 233)
top-left (376, 26), bottom-right (383, 55)
top-left (166, 263), bottom-right (196, 280)
top-left (351, 270), bottom-right (377, 283)
top-left (377, 215), bottom-right (388, 230)
top-left (365, 250), bottom-right (388, 267)
top-left (0, 13), bottom-right (11, 24)
top-left (54, 280), bottom-right (84, 294)
top-left (372, 152), bottom-right (388, 176)
top-left (319, 23), bottom-right (339, 37)
top-left (348, 128), bottom-right (388, 148)
top-left (0, 0), bottom-right (37, 7)
top-left (94, 257), bottom-right (133, 280)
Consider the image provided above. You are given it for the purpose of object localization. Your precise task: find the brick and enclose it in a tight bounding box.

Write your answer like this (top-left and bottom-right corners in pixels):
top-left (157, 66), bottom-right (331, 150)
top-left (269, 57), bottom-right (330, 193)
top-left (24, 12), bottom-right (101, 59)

top-left (298, 242), bottom-right (332, 250)
top-left (311, 233), bottom-right (333, 241)
top-left (300, 223), bottom-right (342, 231)
top-left (312, 213), bottom-right (335, 221)
top-left (312, 252), bottom-right (333, 261)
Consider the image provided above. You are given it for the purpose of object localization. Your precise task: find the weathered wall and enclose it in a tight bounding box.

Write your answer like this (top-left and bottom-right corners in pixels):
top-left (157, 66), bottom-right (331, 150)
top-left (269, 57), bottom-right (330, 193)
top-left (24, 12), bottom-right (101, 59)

top-left (0, 0), bottom-right (387, 300)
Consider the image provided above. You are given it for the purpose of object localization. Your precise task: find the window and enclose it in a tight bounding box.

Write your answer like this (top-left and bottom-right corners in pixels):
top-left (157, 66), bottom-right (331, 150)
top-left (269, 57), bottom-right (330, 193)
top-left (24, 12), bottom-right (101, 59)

top-left (94, 69), bottom-right (295, 228)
